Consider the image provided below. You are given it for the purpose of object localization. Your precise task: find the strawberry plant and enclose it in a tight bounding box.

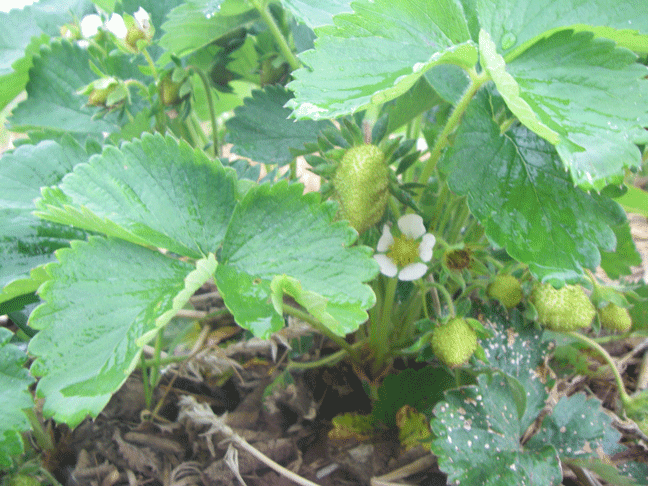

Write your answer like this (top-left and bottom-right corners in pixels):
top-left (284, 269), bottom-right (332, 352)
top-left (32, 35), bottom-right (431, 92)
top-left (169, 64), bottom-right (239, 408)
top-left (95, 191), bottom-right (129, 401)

top-left (1, 0), bottom-right (648, 484)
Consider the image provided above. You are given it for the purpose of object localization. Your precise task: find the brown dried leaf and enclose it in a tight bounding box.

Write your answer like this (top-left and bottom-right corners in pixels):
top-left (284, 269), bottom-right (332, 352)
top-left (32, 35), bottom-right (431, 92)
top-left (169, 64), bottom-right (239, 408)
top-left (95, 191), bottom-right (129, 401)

top-left (112, 430), bottom-right (162, 475)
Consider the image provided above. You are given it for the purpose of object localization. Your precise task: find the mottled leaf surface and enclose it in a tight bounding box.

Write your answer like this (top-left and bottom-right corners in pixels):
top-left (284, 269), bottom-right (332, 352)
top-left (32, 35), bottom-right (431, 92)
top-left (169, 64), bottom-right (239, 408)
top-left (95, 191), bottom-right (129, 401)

top-left (431, 372), bottom-right (562, 486)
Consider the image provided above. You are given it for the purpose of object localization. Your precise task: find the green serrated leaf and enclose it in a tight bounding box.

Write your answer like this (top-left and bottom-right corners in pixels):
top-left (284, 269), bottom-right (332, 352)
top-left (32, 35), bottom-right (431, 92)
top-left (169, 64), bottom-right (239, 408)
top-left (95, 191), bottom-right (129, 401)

top-left (287, 0), bottom-right (477, 119)
top-left (599, 220), bottom-right (642, 280)
top-left (9, 41), bottom-right (119, 136)
top-left (0, 0), bottom-right (94, 111)
top-left (431, 372), bottom-right (562, 486)
top-left (372, 367), bottom-right (454, 427)
top-left (440, 90), bottom-right (626, 285)
top-left (500, 30), bottom-right (648, 191)
top-left (159, 0), bottom-right (259, 60)
top-left (0, 328), bottom-right (34, 470)
top-left (35, 133), bottom-right (238, 259)
top-left (226, 86), bottom-right (334, 165)
top-left (616, 185), bottom-right (648, 219)
top-left (28, 237), bottom-right (193, 427)
top-left (280, 0), bottom-right (353, 30)
top-left (0, 138), bottom-right (89, 305)
top-left (474, 305), bottom-right (550, 431)
top-left (474, 0), bottom-right (648, 55)
top-left (526, 393), bottom-right (621, 459)
top-left (216, 181), bottom-right (378, 338)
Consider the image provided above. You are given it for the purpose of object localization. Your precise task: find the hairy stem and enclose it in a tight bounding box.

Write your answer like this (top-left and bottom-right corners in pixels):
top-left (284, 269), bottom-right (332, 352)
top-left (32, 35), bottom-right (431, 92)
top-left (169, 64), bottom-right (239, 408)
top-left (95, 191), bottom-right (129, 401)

top-left (250, 0), bottom-right (300, 71)
top-left (417, 68), bottom-right (489, 196)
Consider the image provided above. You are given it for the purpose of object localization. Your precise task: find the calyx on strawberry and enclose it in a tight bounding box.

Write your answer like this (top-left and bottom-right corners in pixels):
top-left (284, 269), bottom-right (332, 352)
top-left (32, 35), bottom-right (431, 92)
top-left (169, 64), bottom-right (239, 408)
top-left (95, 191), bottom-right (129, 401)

top-left (431, 317), bottom-right (477, 367)
top-left (599, 302), bottom-right (632, 332)
top-left (487, 274), bottom-right (523, 308)
top-left (158, 70), bottom-right (190, 107)
top-left (530, 282), bottom-right (595, 332)
top-left (333, 144), bottom-right (389, 234)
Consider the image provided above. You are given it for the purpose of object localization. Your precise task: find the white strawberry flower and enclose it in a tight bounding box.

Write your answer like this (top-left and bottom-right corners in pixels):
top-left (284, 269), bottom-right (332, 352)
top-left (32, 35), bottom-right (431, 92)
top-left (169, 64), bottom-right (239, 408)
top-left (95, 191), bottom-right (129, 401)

top-left (105, 13), bottom-right (127, 39)
top-left (80, 14), bottom-right (102, 38)
top-left (373, 214), bottom-right (435, 281)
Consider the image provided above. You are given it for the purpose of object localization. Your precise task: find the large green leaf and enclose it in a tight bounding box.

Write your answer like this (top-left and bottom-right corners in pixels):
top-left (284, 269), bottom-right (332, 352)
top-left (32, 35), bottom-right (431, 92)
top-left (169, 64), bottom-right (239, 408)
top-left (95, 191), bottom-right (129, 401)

top-left (481, 29), bottom-right (648, 191)
top-left (216, 181), bottom-right (378, 338)
top-left (431, 372), bottom-right (562, 486)
top-left (226, 86), bottom-right (334, 165)
top-left (471, 0), bottom-right (648, 55)
top-left (9, 41), bottom-right (119, 136)
top-left (0, 328), bottom-right (34, 470)
top-left (27, 237), bottom-right (195, 427)
top-left (35, 134), bottom-right (238, 259)
top-left (159, 0), bottom-right (259, 59)
top-left (287, 0), bottom-right (477, 119)
top-left (279, 0), bottom-right (352, 29)
top-left (0, 0), bottom-right (94, 111)
top-left (0, 138), bottom-right (89, 305)
top-left (526, 393), bottom-right (621, 459)
top-left (439, 91), bottom-right (626, 285)
top-left (474, 305), bottom-right (549, 432)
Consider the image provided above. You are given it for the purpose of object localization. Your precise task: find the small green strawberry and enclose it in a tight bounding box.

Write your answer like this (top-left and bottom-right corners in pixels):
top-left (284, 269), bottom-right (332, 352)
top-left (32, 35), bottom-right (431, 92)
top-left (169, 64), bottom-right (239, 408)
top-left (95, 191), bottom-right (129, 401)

top-left (487, 274), bottom-right (523, 308)
top-left (158, 72), bottom-right (188, 106)
top-left (530, 283), bottom-right (595, 332)
top-left (431, 317), bottom-right (477, 367)
top-left (333, 144), bottom-right (389, 234)
top-left (599, 302), bottom-right (632, 332)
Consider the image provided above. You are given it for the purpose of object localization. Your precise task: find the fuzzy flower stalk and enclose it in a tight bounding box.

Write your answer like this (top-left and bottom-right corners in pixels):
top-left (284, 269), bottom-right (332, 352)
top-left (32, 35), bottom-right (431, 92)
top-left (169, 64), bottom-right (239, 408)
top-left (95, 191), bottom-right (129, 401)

top-left (374, 214), bottom-right (436, 281)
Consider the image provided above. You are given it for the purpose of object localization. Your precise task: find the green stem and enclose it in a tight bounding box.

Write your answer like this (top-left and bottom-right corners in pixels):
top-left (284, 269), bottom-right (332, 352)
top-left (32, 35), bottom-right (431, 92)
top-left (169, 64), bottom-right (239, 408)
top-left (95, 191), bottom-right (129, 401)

top-left (140, 354), bottom-right (152, 409)
top-left (416, 68), bottom-right (489, 197)
top-left (567, 331), bottom-right (632, 406)
top-left (250, 0), bottom-right (301, 71)
top-left (446, 198), bottom-right (471, 244)
top-left (148, 330), bottom-right (163, 390)
top-left (427, 282), bottom-right (456, 317)
top-left (282, 304), bottom-right (361, 364)
top-left (141, 47), bottom-right (159, 81)
top-left (287, 341), bottom-right (366, 371)
top-left (370, 276), bottom-right (398, 374)
top-left (190, 65), bottom-right (220, 156)
top-left (23, 409), bottom-right (54, 451)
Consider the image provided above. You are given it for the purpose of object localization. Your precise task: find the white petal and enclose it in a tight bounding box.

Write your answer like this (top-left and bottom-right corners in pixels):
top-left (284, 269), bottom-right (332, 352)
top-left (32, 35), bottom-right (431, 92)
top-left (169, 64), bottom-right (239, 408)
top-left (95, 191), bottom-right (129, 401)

top-left (398, 263), bottom-right (427, 281)
top-left (80, 14), bottom-right (102, 38)
top-left (134, 7), bottom-right (150, 30)
top-left (398, 214), bottom-right (425, 239)
top-left (105, 13), bottom-right (127, 38)
top-left (376, 224), bottom-right (394, 252)
top-left (374, 254), bottom-right (398, 278)
top-left (418, 233), bottom-right (436, 262)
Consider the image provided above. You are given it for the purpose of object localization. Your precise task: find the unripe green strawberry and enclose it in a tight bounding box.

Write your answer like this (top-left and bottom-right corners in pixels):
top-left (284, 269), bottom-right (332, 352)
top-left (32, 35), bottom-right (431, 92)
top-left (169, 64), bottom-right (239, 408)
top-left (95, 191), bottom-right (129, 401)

top-left (599, 302), bottom-right (632, 332)
top-left (159, 73), bottom-right (183, 106)
top-left (87, 84), bottom-right (118, 107)
top-left (487, 274), bottom-right (523, 308)
top-left (333, 144), bottom-right (389, 234)
top-left (530, 283), bottom-right (595, 332)
top-left (431, 317), bottom-right (477, 367)
top-left (125, 27), bottom-right (146, 50)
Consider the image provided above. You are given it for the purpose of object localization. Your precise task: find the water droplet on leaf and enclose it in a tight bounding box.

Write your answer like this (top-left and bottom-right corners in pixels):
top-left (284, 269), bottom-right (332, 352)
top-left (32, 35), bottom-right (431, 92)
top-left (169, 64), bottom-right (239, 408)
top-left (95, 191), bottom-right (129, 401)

top-left (501, 32), bottom-right (516, 50)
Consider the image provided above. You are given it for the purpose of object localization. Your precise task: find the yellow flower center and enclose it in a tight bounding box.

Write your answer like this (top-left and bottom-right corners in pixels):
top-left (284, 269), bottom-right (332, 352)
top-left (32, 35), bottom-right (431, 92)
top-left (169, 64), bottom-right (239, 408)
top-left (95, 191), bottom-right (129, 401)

top-left (387, 234), bottom-right (419, 268)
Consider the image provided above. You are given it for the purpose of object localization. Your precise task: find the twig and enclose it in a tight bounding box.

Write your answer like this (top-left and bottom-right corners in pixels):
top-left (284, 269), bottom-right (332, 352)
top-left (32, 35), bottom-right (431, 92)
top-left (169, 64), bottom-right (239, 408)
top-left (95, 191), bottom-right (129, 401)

top-left (179, 396), bottom-right (321, 486)
top-left (371, 454), bottom-right (437, 486)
